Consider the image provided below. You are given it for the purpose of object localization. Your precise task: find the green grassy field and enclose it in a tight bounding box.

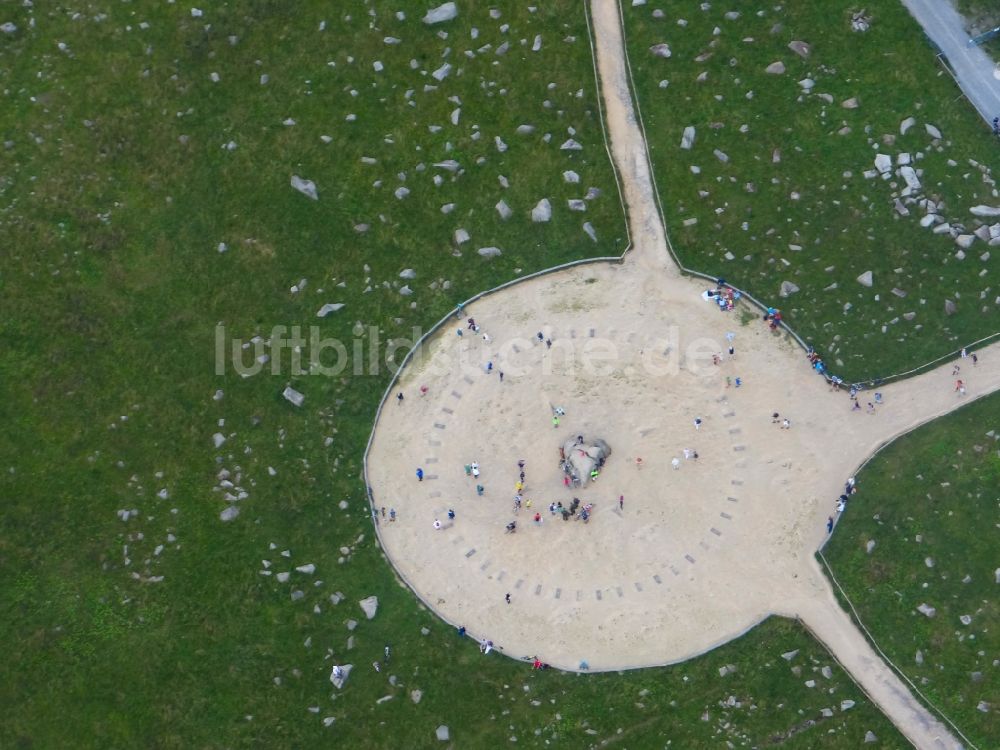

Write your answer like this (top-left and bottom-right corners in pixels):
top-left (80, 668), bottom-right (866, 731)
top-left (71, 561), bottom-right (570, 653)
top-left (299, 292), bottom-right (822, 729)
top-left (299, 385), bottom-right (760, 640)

top-left (822, 389), bottom-right (1000, 748)
top-left (623, 0), bottom-right (1000, 382)
top-left (0, 1), bottom-right (912, 747)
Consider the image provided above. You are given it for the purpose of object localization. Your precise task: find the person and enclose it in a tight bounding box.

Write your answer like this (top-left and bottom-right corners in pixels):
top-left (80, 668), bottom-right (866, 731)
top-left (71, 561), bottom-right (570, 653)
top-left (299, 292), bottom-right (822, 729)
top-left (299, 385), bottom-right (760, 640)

top-left (590, 469), bottom-right (599, 482)
top-left (671, 457), bottom-right (681, 470)
top-left (517, 459), bottom-right (525, 470)
top-left (464, 464), bottom-right (472, 476)
top-left (499, 371), bottom-right (504, 382)
top-left (457, 626), bottom-right (466, 638)
top-left (533, 658), bottom-right (543, 669)
top-left (867, 402), bottom-right (875, 414)
top-left (455, 302), bottom-right (465, 319)
top-left (552, 416), bottom-right (560, 428)
top-left (476, 484), bottom-right (484, 496)
top-left (471, 462), bottom-right (480, 477)
top-left (505, 593), bottom-right (511, 604)
top-left (545, 339), bottom-right (552, 349)
top-left (396, 392), bottom-right (404, 404)
top-left (873, 392), bottom-right (883, 404)
top-left (781, 418), bottom-right (790, 429)
top-left (433, 519), bottom-right (442, 530)
top-left (852, 401), bottom-right (861, 411)
top-left (373, 661), bottom-right (381, 672)
top-left (619, 495), bottom-right (624, 510)
top-left (515, 480), bottom-right (523, 493)
top-left (533, 512), bottom-right (542, 525)
top-left (483, 332), bottom-right (491, 344)
top-left (381, 506), bottom-right (386, 518)
top-left (735, 377), bottom-right (742, 387)
top-left (827, 516), bottom-right (834, 533)
top-left (548, 502), bottom-right (557, 515)
top-left (536, 331), bottom-right (544, 342)
top-left (389, 508), bottom-right (396, 522)
top-left (486, 361), bottom-right (493, 373)
top-left (772, 412), bottom-right (781, 424)
top-left (384, 644), bottom-right (391, 663)
top-left (836, 496), bottom-right (847, 513)
top-left (447, 508), bottom-right (455, 520)
top-left (956, 379), bottom-right (966, 395)
top-left (420, 385), bottom-right (429, 396)
top-left (467, 317), bottom-right (476, 330)
top-left (694, 418), bottom-right (702, 429)
top-left (505, 521), bottom-right (517, 533)
top-left (416, 468), bottom-right (424, 481)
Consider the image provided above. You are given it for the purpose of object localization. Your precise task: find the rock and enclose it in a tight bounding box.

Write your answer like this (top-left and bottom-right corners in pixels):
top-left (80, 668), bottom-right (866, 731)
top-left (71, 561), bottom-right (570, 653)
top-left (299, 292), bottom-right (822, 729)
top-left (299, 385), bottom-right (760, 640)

top-left (916, 603), bottom-right (936, 617)
top-left (971, 205), bottom-right (1000, 217)
top-left (434, 159), bottom-right (461, 172)
top-left (842, 97), bottom-right (859, 109)
top-left (960, 614), bottom-right (972, 625)
top-left (411, 689), bottom-right (423, 704)
top-left (649, 43), bottom-right (672, 58)
top-left (865, 731), bottom-right (878, 743)
top-left (765, 61), bottom-right (785, 75)
top-left (788, 40), bottom-right (811, 57)
top-left (560, 139), bottom-right (582, 151)
top-left (977, 702), bottom-right (990, 713)
top-left (713, 148), bottom-right (729, 163)
top-left (799, 78), bottom-right (815, 91)
top-left (220, 506), bottom-right (240, 522)
top-left (329, 664), bottom-right (353, 689)
top-left (915, 649), bottom-right (924, 665)
top-left (781, 649), bottom-right (799, 661)
top-left (316, 303), bottom-right (345, 317)
top-left (531, 198), bottom-right (552, 222)
top-left (496, 200), bottom-right (512, 220)
top-left (290, 590), bottom-right (304, 601)
top-left (900, 116), bottom-right (916, 135)
top-left (422, 2), bottom-right (457, 24)
top-left (582, 222), bottom-right (597, 242)
top-left (563, 170), bottom-right (580, 183)
top-left (804, 679), bottom-right (816, 688)
top-left (840, 700), bottom-right (855, 711)
top-left (956, 234), bottom-right (975, 249)
top-left (296, 563), bottom-right (316, 574)
top-left (899, 165), bottom-right (920, 191)
top-left (346, 619), bottom-right (358, 631)
top-left (925, 123), bottom-right (942, 139)
top-left (780, 281), bottom-right (799, 297)
top-left (903, 311), bottom-right (916, 321)
top-left (866, 539), bottom-right (876, 554)
top-left (873, 154), bottom-right (891, 174)
top-left (920, 214), bottom-right (938, 228)
top-left (276, 571), bottom-right (290, 583)
top-left (398, 285), bottom-right (412, 296)
top-left (478, 246), bottom-right (502, 258)
top-left (567, 199), bottom-right (586, 212)
top-left (821, 666), bottom-right (833, 679)
top-left (213, 432), bottom-right (226, 448)
top-left (290, 175), bottom-right (318, 200)
top-left (995, 567), bottom-right (1000, 584)
top-left (680, 126), bottom-right (696, 150)
top-left (436, 725), bottom-right (450, 741)
top-left (454, 228), bottom-right (470, 245)
top-left (360, 596), bottom-right (379, 620)
top-left (516, 124), bottom-right (535, 135)
top-left (891, 288), bottom-right (907, 298)
top-left (399, 268), bottom-right (417, 279)
top-left (282, 386), bottom-right (305, 407)
top-left (431, 63), bottom-right (452, 81)
top-left (1, 22), bottom-right (17, 34)
top-left (944, 299), bottom-right (957, 316)
top-left (857, 270), bottom-right (873, 287)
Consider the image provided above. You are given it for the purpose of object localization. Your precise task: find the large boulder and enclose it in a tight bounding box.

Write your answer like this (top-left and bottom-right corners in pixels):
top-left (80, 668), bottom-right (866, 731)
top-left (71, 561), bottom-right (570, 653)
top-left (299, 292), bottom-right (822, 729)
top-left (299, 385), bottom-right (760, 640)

top-left (561, 437), bottom-right (612, 487)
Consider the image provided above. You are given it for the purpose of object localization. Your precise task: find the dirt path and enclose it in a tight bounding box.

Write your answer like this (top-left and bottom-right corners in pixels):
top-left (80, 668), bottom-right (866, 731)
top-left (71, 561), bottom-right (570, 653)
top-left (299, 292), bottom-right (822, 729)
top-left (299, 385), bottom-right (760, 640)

top-left (366, 4), bottom-right (993, 749)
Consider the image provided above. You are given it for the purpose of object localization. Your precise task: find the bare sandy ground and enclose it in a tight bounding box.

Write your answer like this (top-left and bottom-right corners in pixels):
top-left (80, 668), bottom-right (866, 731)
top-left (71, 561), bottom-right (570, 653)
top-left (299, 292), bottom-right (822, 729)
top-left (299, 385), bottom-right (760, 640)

top-left (366, 3), bottom-right (996, 748)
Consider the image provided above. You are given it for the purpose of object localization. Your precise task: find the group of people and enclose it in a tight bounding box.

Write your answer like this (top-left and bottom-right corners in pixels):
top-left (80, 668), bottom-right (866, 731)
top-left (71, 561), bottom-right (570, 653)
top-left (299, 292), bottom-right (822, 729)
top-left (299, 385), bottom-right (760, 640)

top-left (705, 278), bottom-right (740, 312)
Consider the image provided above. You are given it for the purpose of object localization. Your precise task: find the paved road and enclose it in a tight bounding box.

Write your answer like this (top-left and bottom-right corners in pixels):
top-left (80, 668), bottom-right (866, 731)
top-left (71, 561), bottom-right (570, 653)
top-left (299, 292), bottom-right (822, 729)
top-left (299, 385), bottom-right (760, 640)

top-left (902, 0), bottom-right (1000, 126)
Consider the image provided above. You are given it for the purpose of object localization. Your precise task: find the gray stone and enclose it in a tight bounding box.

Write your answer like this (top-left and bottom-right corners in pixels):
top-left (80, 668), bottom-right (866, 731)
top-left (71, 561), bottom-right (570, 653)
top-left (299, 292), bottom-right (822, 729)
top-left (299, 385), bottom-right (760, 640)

top-left (780, 281), bottom-right (799, 297)
top-left (925, 123), bottom-right (942, 139)
top-left (282, 386), bottom-right (305, 407)
top-left (995, 567), bottom-right (1000, 584)
top-left (857, 270), bottom-right (873, 287)
top-left (496, 200), bottom-right (512, 220)
top-left (899, 165), bottom-right (920, 191)
top-left (799, 78), bottom-right (815, 91)
top-left (821, 665), bottom-right (833, 679)
top-left (478, 246), bottom-right (502, 258)
top-left (290, 590), bottom-right (304, 601)
top-left (516, 124), bottom-right (535, 135)
top-left (296, 563), bottom-right (316, 574)
top-left (840, 700), bottom-right (856, 711)
top-left (900, 116), bottom-right (916, 135)
top-left (346, 619), bottom-right (358, 631)
top-left (220, 506), bottom-right (240, 522)
top-left (1, 22), bottom-right (17, 34)
top-left (399, 268), bottom-right (417, 280)
top-left (411, 689), bottom-right (423, 704)
top-left (765, 61), bottom-right (785, 75)
top-left (567, 199), bottom-right (587, 212)
top-left (865, 731), bottom-right (878, 743)
top-left (788, 40), bottom-right (811, 57)
top-left (920, 214), bottom-right (938, 227)
top-left (971, 205), bottom-right (1000, 217)
top-left (563, 170), bottom-right (580, 183)
top-left (960, 614), bottom-right (972, 625)
top-left (977, 702), bottom-right (990, 713)
top-left (531, 198), bottom-right (552, 222)
top-left (436, 725), bottom-right (450, 741)
top-left (916, 603), bottom-right (936, 617)
top-left (431, 63), bottom-right (452, 81)
top-left (316, 303), bottom-right (345, 317)
top-left (680, 126), bottom-right (696, 150)
top-left (213, 432), bottom-right (226, 448)
top-left (781, 649), bottom-right (799, 661)
top-left (399, 285), bottom-right (412, 296)
top-left (842, 97), bottom-right (859, 109)
top-left (945, 299), bottom-right (957, 316)
top-left (649, 43), bottom-right (672, 58)
top-left (583, 222), bottom-right (597, 242)
top-left (454, 228), bottom-right (470, 245)
top-left (434, 159), bottom-right (461, 172)
top-left (713, 148), bottom-right (729, 163)
top-left (873, 154), bottom-right (892, 174)
top-left (330, 663), bottom-right (353, 689)
top-left (560, 139), bottom-right (582, 151)
top-left (865, 539), bottom-right (876, 554)
top-left (422, 2), bottom-right (457, 24)
top-left (956, 234), bottom-right (975, 249)
top-left (360, 595), bottom-right (379, 620)
top-left (915, 649), bottom-right (924, 665)
top-left (290, 175), bottom-right (318, 200)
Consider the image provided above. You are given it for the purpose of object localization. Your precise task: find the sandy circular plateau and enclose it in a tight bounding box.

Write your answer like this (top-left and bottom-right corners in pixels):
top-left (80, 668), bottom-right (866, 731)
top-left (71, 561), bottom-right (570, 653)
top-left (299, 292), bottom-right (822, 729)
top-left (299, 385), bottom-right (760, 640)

top-left (368, 260), bottom-right (850, 670)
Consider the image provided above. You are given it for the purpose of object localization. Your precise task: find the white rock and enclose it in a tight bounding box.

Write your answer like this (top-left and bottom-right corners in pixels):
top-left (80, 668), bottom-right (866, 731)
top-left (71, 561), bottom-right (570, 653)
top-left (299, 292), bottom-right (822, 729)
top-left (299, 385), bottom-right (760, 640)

top-left (713, 148), bottom-right (729, 163)
top-left (411, 689), bottom-right (423, 704)
top-left (560, 139), bottom-right (582, 151)
top-left (916, 603), bottom-right (936, 617)
top-left (496, 200), bottom-right (512, 220)
top-left (399, 268), bottom-right (417, 279)
top-left (900, 116), bottom-right (916, 135)
top-left (649, 43), bottom-right (672, 58)
top-left (436, 726), bottom-right (450, 742)
top-left (971, 205), bottom-right (1000, 217)
top-left (282, 386), bottom-right (305, 407)
top-left (1, 22), bottom-right (17, 34)
top-left (220, 506), bottom-right (240, 522)
top-left (290, 175), bottom-right (318, 200)
top-left (680, 126), bottom-right (696, 150)
top-left (956, 234), bottom-right (975, 249)
top-left (765, 61), bottom-right (785, 75)
top-left (450, 108), bottom-right (461, 125)
top-left (399, 285), bottom-right (412, 296)
top-left (842, 97), bottom-right (859, 109)
top-left (563, 170), bottom-right (580, 183)
top-left (532, 35), bottom-right (542, 52)
top-left (531, 198), bottom-right (552, 222)
top-left (919, 214), bottom-right (938, 228)
top-left (330, 664), bottom-right (353, 689)
top-left (857, 270), bottom-right (873, 287)
top-left (431, 63), bottom-right (452, 81)
top-left (865, 539), bottom-right (876, 554)
top-left (478, 246), bottom-right (502, 257)
top-left (582, 222), bottom-right (597, 242)
top-left (422, 2), bottom-right (457, 25)
top-left (780, 281), bottom-right (799, 297)
top-left (840, 700), bottom-right (856, 711)
top-left (925, 123), bottom-right (942, 139)
top-left (316, 303), bottom-right (345, 317)
top-left (567, 199), bottom-right (586, 212)
top-left (454, 228), bottom-right (470, 244)
top-left (899, 165), bottom-right (920, 191)
top-left (296, 563), bottom-right (316, 574)
top-left (213, 432), bottom-right (226, 448)
top-left (873, 154), bottom-right (892, 174)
